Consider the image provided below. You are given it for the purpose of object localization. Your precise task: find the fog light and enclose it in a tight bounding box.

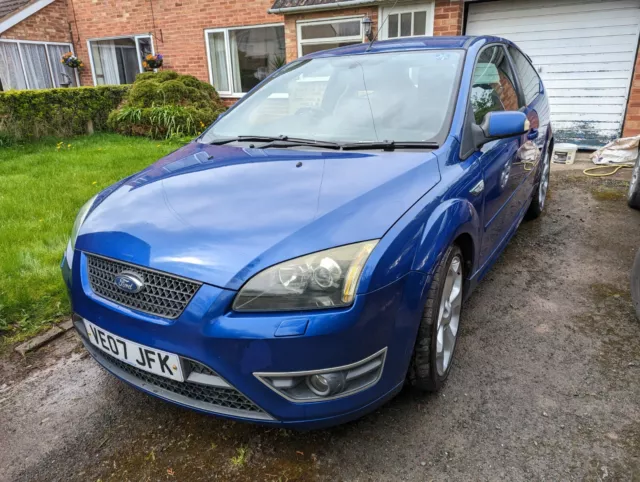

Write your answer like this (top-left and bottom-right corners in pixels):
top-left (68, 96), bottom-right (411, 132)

top-left (306, 372), bottom-right (345, 397)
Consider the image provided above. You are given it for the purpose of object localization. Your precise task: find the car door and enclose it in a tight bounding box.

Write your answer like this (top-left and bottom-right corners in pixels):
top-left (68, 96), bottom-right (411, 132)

top-left (507, 45), bottom-right (547, 203)
top-left (467, 45), bottom-right (525, 266)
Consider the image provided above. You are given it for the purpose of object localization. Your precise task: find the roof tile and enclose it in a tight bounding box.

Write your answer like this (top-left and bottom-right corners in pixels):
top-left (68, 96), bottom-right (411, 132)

top-left (270, 0), bottom-right (367, 11)
top-left (0, 0), bottom-right (32, 20)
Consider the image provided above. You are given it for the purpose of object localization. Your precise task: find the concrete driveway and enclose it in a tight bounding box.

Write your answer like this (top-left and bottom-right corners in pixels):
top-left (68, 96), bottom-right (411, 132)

top-left (2, 167), bottom-right (640, 481)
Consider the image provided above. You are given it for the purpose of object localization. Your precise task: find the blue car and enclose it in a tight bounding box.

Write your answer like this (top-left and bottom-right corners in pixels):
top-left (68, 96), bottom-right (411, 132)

top-left (62, 36), bottom-right (552, 429)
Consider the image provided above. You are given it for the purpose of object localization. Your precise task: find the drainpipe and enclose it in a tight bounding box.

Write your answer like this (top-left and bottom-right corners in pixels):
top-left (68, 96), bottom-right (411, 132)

top-left (268, 0), bottom-right (380, 14)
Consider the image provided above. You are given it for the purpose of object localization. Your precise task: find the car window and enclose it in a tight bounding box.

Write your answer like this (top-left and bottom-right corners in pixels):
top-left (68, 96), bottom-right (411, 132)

top-left (201, 50), bottom-right (464, 145)
top-left (508, 46), bottom-right (541, 105)
top-left (470, 46), bottom-right (521, 124)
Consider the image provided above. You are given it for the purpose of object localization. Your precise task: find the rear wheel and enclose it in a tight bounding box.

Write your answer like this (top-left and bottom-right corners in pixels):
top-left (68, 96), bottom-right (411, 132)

top-left (526, 144), bottom-right (551, 220)
top-left (409, 245), bottom-right (463, 392)
top-left (627, 158), bottom-right (640, 210)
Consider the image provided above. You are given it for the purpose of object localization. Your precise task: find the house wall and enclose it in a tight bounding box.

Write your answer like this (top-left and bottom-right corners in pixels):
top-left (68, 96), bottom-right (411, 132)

top-left (282, 0), bottom-right (464, 62)
top-left (0, 0), bottom-right (70, 42)
top-left (433, 0), bottom-right (463, 36)
top-left (66, 0), bottom-right (281, 87)
top-left (283, 6), bottom-right (379, 61)
top-left (623, 52), bottom-right (640, 138)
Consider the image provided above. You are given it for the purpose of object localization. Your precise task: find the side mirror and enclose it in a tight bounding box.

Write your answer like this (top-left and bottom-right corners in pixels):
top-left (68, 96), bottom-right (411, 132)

top-left (472, 111), bottom-right (529, 148)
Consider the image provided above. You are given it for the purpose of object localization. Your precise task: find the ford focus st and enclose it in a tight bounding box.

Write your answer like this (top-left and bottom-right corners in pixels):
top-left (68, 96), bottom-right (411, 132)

top-left (62, 36), bottom-right (552, 429)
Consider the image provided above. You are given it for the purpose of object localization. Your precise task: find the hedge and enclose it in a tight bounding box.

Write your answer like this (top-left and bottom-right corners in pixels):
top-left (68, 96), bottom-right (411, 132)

top-left (0, 86), bottom-right (129, 141)
top-left (108, 71), bottom-right (225, 139)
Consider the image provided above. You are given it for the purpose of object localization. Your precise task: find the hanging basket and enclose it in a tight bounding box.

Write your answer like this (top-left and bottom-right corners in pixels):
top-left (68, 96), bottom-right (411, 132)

top-left (61, 52), bottom-right (84, 69)
top-left (143, 53), bottom-right (163, 71)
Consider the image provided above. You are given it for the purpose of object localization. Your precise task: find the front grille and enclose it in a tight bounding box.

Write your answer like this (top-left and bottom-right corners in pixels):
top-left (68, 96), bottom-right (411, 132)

top-left (86, 254), bottom-right (200, 319)
top-left (84, 339), bottom-right (269, 418)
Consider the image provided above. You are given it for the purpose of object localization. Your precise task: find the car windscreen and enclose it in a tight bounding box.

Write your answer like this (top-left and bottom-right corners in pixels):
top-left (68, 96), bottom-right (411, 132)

top-left (201, 50), bottom-right (463, 145)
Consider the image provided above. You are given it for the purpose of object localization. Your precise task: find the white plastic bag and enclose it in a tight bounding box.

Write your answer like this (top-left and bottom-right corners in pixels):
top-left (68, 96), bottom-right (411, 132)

top-left (591, 135), bottom-right (640, 165)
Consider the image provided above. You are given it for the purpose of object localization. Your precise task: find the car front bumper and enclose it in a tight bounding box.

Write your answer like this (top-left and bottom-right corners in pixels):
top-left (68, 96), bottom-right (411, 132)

top-left (63, 251), bottom-right (428, 429)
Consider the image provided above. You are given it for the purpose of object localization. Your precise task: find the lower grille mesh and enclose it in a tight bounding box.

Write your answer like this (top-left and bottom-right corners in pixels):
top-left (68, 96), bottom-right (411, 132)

top-left (92, 346), bottom-right (266, 415)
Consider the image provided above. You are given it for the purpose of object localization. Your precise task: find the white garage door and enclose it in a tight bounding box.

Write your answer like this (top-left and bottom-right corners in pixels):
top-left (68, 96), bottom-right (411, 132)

top-left (466, 0), bottom-right (640, 147)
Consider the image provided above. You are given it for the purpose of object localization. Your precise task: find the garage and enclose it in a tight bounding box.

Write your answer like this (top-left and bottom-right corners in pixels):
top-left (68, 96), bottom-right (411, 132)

top-left (465, 0), bottom-right (640, 148)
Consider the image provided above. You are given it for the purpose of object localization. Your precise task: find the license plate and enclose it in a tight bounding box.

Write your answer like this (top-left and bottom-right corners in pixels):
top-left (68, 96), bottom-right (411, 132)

top-left (84, 320), bottom-right (184, 382)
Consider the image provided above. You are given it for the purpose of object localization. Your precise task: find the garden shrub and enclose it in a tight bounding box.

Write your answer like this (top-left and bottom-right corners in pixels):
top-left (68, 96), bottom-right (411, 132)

top-left (0, 86), bottom-right (129, 140)
top-left (108, 71), bottom-right (225, 139)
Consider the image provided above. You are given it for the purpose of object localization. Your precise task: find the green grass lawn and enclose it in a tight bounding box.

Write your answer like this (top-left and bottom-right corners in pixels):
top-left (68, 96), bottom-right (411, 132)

top-left (0, 133), bottom-right (185, 343)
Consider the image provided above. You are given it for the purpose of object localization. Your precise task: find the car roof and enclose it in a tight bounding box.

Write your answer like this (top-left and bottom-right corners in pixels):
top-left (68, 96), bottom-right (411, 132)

top-left (302, 35), bottom-right (510, 59)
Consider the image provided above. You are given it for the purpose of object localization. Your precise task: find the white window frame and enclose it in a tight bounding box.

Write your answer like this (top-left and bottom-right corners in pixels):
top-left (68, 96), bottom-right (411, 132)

top-left (0, 39), bottom-right (80, 89)
top-left (378, 2), bottom-right (435, 40)
top-left (296, 16), bottom-right (364, 58)
top-left (87, 34), bottom-right (154, 86)
top-left (204, 23), bottom-right (285, 98)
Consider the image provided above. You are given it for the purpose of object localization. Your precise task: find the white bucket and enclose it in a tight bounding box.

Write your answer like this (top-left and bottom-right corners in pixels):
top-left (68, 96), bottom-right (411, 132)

top-left (552, 143), bottom-right (578, 165)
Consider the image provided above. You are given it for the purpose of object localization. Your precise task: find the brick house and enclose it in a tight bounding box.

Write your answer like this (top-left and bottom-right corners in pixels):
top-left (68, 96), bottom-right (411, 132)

top-left (0, 0), bottom-right (638, 144)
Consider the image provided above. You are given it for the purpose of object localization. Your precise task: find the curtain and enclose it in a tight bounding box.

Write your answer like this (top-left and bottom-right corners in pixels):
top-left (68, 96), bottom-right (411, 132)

top-left (92, 41), bottom-right (120, 85)
top-left (20, 43), bottom-right (52, 89)
top-left (47, 44), bottom-right (77, 87)
top-left (228, 31), bottom-right (242, 93)
top-left (208, 32), bottom-right (229, 92)
top-left (0, 42), bottom-right (27, 90)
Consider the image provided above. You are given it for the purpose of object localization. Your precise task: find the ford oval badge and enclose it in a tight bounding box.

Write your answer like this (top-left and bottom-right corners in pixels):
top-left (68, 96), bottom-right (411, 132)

top-left (114, 272), bottom-right (144, 294)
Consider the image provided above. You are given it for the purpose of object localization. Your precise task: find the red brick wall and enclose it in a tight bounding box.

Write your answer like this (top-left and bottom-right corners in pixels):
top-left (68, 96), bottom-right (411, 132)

top-left (433, 0), bottom-right (463, 36)
top-left (623, 51), bottom-right (640, 138)
top-left (0, 0), bottom-right (71, 42)
top-left (66, 0), bottom-right (281, 87)
top-left (283, 6), bottom-right (378, 62)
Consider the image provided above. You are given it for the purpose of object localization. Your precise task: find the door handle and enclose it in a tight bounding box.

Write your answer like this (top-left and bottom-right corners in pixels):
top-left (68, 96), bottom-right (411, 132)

top-left (527, 128), bottom-right (539, 140)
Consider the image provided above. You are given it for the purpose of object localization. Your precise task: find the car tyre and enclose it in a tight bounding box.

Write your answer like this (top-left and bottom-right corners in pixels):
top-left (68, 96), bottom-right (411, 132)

top-left (627, 157), bottom-right (640, 210)
top-left (408, 244), bottom-right (464, 392)
top-left (526, 144), bottom-right (551, 220)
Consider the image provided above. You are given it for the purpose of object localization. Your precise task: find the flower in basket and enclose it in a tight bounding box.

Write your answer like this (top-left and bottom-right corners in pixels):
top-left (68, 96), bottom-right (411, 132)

top-left (143, 53), bottom-right (163, 71)
top-left (61, 51), bottom-right (84, 69)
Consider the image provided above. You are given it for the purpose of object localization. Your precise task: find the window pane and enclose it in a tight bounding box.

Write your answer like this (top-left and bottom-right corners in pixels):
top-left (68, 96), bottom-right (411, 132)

top-left (400, 12), bottom-right (412, 37)
top-left (388, 14), bottom-right (398, 38)
top-left (0, 42), bottom-right (27, 90)
top-left (508, 46), bottom-right (540, 105)
top-left (301, 20), bottom-right (361, 40)
top-left (114, 38), bottom-right (139, 84)
top-left (208, 32), bottom-right (230, 92)
top-left (20, 43), bottom-right (52, 89)
top-left (90, 38), bottom-right (137, 85)
top-left (229, 26), bottom-right (285, 94)
top-left (301, 41), bottom-right (361, 56)
top-left (137, 37), bottom-right (153, 70)
top-left (47, 44), bottom-right (77, 87)
top-left (413, 11), bottom-right (427, 36)
top-left (471, 46), bottom-right (520, 124)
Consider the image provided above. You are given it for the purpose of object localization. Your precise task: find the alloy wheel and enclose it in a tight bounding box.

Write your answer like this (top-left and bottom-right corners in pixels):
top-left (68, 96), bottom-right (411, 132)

top-left (629, 163), bottom-right (640, 198)
top-left (436, 255), bottom-right (463, 376)
top-left (538, 150), bottom-right (550, 208)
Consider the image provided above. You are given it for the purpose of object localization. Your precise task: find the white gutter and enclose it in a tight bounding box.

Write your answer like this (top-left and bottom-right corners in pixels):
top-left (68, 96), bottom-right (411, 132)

top-left (268, 0), bottom-right (380, 14)
top-left (0, 0), bottom-right (55, 35)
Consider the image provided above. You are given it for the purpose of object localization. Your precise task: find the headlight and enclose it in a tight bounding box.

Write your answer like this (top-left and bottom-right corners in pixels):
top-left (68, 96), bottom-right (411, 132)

top-left (70, 195), bottom-right (97, 250)
top-left (233, 240), bottom-right (378, 312)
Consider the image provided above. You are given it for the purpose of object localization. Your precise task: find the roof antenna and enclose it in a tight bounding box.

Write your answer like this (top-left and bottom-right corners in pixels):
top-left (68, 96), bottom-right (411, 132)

top-left (366, 0), bottom-right (400, 51)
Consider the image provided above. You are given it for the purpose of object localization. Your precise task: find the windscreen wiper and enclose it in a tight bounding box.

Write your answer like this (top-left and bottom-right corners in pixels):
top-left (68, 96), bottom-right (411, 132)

top-left (341, 141), bottom-right (439, 151)
top-left (209, 135), bottom-right (342, 150)
top-left (258, 137), bottom-right (342, 150)
top-left (208, 135), bottom-right (283, 145)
